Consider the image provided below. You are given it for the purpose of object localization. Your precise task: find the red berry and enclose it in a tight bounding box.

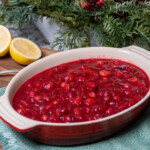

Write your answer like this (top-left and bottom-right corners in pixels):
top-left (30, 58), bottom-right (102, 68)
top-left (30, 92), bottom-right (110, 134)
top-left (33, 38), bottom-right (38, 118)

top-left (97, 61), bottom-right (103, 67)
top-left (49, 114), bottom-right (57, 122)
top-left (73, 99), bottom-right (82, 106)
top-left (76, 76), bottom-right (86, 82)
top-left (123, 83), bottom-right (131, 89)
top-left (113, 95), bottom-right (120, 101)
top-left (85, 98), bottom-right (96, 105)
top-left (55, 109), bottom-right (62, 117)
top-left (97, 90), bottom-right (104, 96)
top-left (76, 95), bottom-right (83, 101)
top-left (83, 2), bottom-right (91, 9)
top-left (53, 99), bottom-right (60, 105)
top-left (133, 95), bottom-right (141, 101)
top-left (60, 82), bottom-right (70, 90)
top-left (79, 65), bottom-right (87, 70)
top-left (102, 77), bottom-right (108, 80)
top-left (128, 101), bottom-right (134, 107)
top-left (99, 70), bottom-right (110, 77)
top-left (113, 60), bottom-right (120, 66)
top-left (97, 1), bottom-right (101, 6)
top-left (130, 77), bottom-right (138, 83)
top-left (86, 82), bottom-right (97, 90)
top-left (106, 108), bottom-right (113, 115)
top-left (104, 96), bottom-right (110, 102)
top-left (64, 84), bottom-right (70, 90)
top-left (99, 3), bottom-right (104, 7)
top-left (60, 82), bottom-right (65, 87)
top-left (84, 106), bottom-right (91, 113)
top-left (42, 94), bottom-right (50, 102)
top-left (93, 104), bottom-right (101, 112)
top-left (44, 81), bottom-right (54, 90)
top-left (45, 104), bottom-right (52, 110)
top-left (73, 95), bottom-right (83, 106)
top-left (88, 92), bottom-right (96, 98)
top-left (29, 98), bottom-right (34, 103)
top-left (29, 91), bottom-right (36, 97)
top-left (103, 91), bottom-right (109, 97)
top-left (27, 83), bottom-right (32, 88)
top-left (34, 95), bottom-right (42, 101)
top-left (69, 70), bottom-right (76, 75)
top-left (73, 108), bottom-right (83, 119)
top-left (17, 108), bottom-right (24, 114)
top-left (64, 115), bottom-right (72, 122)
top-left (64, 75), bottom-right (74, 82)
top-left (118, 104), bottom-right (127, 110)
top-left (34, 81), bottom-right (42, 87)
top-left (97, 1), bottom-right (104, 7)
top-left (137, 82), bottom-right (144, 87)
top-left (79, 1), bottom-right (82, 6)
top-left (41, 114), bottom-right (48, 121)
top-left (124, 90), bottom-right (132, 97)
top-left (115, 71), bottom-right (122, 77)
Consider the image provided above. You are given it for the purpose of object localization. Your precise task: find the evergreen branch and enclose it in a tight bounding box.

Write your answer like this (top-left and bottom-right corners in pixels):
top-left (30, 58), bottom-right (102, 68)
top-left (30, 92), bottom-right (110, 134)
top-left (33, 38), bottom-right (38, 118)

top-left (0, 0), bottom-right (35, 28)
top-left (112, 1), bottom-right (150, 14)
top-left (0, 0), bottom-right (150, 50)
top-left (135, 25), bottom-right (150, 47)
top-left (52, 24), bottom-right (90, 50)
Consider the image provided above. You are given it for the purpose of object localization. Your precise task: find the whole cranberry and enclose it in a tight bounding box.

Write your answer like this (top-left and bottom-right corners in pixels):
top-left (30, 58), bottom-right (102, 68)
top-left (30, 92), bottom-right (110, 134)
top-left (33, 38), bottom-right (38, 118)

top-left (85, 98), bottom-right (96, 105)
top-left (86, 82), bottom-right (97, 90)
top-left (41, 114), bottom-right (48, 121)
top-left (123, 83), bottom-right (131, 89)
top-left (34, 81), bottom-right (42, 88)
top-left (64, 75), bottom-right (74, 82)
top-left (99, 70), bottom-right (110, 77)
top-left (17, 108), bottom-right (24, 114)
top-left (88, 92), bottom-right (96, 98)
top-left (97, 61), bottom-right (103, 67)
top-left (44, 81), bottom-right (54, 90)
top-left (63, 115), bottom-right (72, 122)
top-left (113, 60), bottom-right (120, 66)
top-left (29, 91), bottom-right (36, 97)
top-left (76, 76), bottom-right (86, 82)
top-left (73, 107), bottom-right (83, 116)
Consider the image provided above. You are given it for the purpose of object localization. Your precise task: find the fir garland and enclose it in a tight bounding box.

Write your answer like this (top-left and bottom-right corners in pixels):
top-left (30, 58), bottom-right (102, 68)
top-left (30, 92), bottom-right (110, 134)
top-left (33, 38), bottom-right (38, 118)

top-left (0, 0), bottom-right (150, 50)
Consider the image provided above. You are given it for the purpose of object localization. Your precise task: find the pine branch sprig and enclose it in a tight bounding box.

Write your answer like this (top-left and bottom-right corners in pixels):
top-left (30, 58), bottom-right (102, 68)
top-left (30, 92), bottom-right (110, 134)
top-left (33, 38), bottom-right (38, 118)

top-left (0, 0), bottom-right (150, 50)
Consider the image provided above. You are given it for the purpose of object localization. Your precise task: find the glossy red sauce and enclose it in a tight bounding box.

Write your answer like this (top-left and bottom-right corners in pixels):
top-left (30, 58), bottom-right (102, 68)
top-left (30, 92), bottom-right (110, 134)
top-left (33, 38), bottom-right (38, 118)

top-left (12, 59), bottom-right (149, 123)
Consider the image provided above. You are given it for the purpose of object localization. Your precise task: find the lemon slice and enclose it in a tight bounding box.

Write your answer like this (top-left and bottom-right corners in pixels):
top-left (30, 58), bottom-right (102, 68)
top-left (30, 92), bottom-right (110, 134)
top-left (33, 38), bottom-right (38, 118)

top-left (0, 25), bottom-right (12, 57)
top-left (10, 38), bottom-right (42, 65)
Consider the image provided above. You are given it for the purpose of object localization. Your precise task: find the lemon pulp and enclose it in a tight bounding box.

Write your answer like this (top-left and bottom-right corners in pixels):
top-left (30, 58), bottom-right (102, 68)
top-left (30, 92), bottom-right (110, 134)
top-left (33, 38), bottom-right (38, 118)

top-left (10, 38), bottom-right (41, 65)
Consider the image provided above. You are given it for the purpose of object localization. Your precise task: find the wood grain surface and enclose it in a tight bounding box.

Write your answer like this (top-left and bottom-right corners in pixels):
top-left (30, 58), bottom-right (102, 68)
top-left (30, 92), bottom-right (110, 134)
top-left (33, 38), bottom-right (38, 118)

top-left (0, 48), bottom-right (57, 88)
top-left (0, 48), bottom-right (57, 150)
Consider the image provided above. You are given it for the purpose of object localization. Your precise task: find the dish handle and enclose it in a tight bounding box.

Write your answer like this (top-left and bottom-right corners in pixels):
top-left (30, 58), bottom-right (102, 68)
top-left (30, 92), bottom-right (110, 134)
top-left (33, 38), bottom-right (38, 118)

top-left (123, 45), bottom-right (150, 54)
top-left (0, 95), bottom-right (38, 132)
top-left (123, 45), bottom-right (150, 60)
top-left (0, 95), bottom-right (5, 117)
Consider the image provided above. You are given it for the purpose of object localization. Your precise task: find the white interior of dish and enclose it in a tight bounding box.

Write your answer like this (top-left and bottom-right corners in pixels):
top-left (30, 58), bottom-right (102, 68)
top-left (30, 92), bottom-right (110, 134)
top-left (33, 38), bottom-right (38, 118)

top-left (1, 47), bottom-right (150, 130)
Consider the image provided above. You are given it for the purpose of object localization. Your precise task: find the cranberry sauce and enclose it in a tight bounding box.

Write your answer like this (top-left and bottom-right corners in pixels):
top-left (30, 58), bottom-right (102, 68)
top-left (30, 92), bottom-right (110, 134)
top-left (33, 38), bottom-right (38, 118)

top-left (12, 59), bottom-right (149, 123)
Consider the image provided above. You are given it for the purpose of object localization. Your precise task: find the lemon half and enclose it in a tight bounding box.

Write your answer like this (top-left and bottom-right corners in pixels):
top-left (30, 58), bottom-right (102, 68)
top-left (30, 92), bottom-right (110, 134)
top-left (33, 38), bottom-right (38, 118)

top-left (0, 25), bottom-right (12, 57)
top-left (10, 38), bottom-right (42, 65)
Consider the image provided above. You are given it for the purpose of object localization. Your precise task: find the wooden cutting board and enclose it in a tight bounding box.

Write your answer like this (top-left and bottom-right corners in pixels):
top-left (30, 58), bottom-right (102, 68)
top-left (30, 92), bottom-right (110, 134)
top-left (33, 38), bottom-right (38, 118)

top-left (0, 48), bottom-right (58, 88)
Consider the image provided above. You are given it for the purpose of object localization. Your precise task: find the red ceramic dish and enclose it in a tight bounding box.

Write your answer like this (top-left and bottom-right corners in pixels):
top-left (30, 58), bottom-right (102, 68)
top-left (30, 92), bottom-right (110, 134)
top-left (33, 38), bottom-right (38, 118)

top-left (0, 46), bottom-right (150, 145)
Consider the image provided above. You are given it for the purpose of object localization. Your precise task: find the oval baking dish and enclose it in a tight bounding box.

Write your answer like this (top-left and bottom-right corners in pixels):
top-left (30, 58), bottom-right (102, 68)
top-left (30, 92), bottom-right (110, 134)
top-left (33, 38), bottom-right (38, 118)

top-left (0, 46), bottom-right (150, 145)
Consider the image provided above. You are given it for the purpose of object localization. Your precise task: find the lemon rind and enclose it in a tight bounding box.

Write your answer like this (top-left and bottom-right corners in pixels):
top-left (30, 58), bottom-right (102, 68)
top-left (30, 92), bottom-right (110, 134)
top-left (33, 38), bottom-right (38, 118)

top-left (0, 25), bottom-right (12, 56)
